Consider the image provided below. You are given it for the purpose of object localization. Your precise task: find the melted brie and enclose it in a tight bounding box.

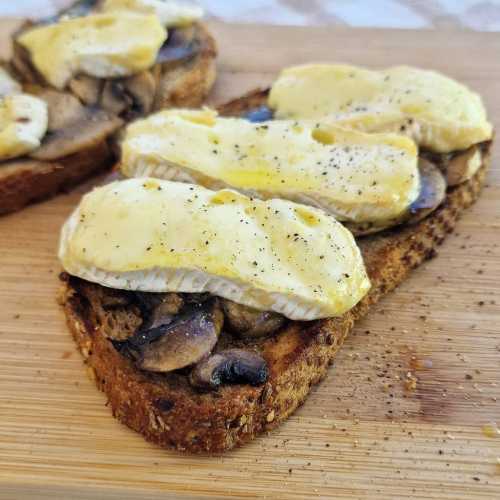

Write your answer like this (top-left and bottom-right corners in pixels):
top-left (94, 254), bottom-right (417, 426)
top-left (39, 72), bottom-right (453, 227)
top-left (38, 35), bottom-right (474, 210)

top-left (103, 0), bottom-right (203, 26)
top-left (120, 108), bottom-right (420, 224)
top-left (59, 178), bottom-right (371, 320)
top-left (17, 12), bottom-right (167, 89)
top-left (269, 64), bottom-right (493, 153)
top-left (0, 94), bottom-right (48, 161)
top-left (0, 68), bottom-right (21, 98)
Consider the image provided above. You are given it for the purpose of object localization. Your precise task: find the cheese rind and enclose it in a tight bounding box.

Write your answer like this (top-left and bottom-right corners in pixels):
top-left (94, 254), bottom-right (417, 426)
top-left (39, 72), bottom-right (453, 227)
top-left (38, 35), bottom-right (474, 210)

top-left (268, 64), bottom-right (493, 153)
top-left (121, 108), bottom-right (420, 224)
top-left (0, 94), bottom-right (48, 160)
top-left (103, 0), bottom-right (203, 26)
top-left (59, 178), bottom-right (371, 320)
top-left (17, 12), bottom-right (167, 89)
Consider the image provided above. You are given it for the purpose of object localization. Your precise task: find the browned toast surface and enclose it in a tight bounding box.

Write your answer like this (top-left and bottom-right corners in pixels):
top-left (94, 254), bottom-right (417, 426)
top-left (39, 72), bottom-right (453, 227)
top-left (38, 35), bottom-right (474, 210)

top-left (59, 91), bottom-right (491, 454)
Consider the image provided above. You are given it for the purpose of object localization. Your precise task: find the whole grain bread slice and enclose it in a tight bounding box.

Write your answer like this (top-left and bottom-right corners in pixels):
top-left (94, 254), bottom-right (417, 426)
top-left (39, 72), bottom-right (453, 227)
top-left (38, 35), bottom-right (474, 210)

top-left (1, 19), bottom-right (217, 216)
top-left (58, 90), bottom-right (491, 454)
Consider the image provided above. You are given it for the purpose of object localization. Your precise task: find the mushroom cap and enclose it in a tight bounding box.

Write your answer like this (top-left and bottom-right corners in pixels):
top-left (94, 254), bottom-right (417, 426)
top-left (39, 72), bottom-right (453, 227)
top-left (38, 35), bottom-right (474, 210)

top-left (407, 158), bottom-right (447, 223)
top-left (222, 299), bottom-right (285, 339)
top-left (190, 348), bottom-right (269, 390)
top-left (137, 298), bottom-right (223, 373)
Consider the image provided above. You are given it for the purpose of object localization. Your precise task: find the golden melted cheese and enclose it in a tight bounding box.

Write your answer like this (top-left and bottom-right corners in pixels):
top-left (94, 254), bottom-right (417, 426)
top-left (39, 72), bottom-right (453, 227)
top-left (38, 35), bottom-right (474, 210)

top-left (59, 178), bottom-right (371, 320)
top-left (17, 12), bottom-right (167, 89)
top-left (120, 108), bottom-right (420, 224)
top-left (103, 0), bottom-right (203, 26)
top-left (269, 64), bottom-right (493, 153)
top-left (0, 93), bottom-right (48, 161)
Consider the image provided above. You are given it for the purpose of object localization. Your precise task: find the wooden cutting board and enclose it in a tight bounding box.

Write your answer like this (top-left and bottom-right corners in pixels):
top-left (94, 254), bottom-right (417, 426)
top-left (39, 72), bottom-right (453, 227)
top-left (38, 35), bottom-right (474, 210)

top-left (0, 20), bottom-right (499, 500)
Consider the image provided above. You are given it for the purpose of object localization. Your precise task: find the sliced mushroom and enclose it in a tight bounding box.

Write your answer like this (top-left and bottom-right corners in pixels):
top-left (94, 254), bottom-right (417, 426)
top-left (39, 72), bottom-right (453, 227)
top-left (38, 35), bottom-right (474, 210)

top-left (189, 349), bottom-right (269, 390)
top-left (100, 80), bottom-right (131, 116)
top-left (69, 75), bottom-right (102, 106)
top-left (30, 109), bottom-right (122, 161)
top-left (28, 88), bottom-right (87, 130)
top-left (406, 158), bottom-right (447, 224)
top-left (445, 145), bottom-right (481, 186)
top-left (222, 299), bottom-right (285, 339)
top-left (42, 0), bottom-right (100, 24)
top-left (136, 299), bottom-right (224, 373)
top-left (123, 71), bottom-right (157, 116)
top-left (134, 292), bottom-right (184, 330)
top-left (345, 158), bottom-right (447, 236)
top-left (156, 27), bottom-right (198, 66)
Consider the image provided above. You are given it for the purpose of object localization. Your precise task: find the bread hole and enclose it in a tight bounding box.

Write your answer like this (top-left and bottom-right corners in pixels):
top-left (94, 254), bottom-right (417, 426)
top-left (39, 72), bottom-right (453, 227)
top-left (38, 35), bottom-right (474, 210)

top-left (311, 128), bottom-right (336, 145)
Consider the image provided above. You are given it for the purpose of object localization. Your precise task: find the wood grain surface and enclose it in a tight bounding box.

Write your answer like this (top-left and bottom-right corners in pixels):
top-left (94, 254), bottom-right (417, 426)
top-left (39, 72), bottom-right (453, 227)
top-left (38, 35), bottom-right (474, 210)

top-left (0, 20), bottom-right (499, 500)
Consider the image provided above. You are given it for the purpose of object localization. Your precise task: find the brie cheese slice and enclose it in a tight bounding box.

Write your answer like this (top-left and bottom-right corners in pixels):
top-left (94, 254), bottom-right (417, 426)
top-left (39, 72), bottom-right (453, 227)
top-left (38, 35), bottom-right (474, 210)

top-left (17, 12), bottom-right (167, 89)
top-left (59, 178), bottom-right (371, 320)
top-left (0, 94), bottom-right (48, 161)
top-left (269, 64), bottom-right (493, 153)
top-left (120, 108), bottom-right (420, 224)
top-left (103, 0), bottom-right (203, 27)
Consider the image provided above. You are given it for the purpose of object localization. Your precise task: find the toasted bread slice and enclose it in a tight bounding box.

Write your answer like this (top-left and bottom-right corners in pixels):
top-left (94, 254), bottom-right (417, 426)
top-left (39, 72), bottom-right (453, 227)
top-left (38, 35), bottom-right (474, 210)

top-left (2, 18), bottom-right (216, 216)
top-left (58, 90), bottom-right (491, 454)
top-left (11, 20), bottom-right (217, 119)
top-left (0, 142), bottom-right (112, 215)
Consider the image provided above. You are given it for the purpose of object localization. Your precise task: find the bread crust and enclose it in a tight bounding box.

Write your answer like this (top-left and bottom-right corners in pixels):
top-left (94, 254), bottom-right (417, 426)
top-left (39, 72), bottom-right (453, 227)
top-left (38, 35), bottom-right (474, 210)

top-left (0, 141), bottom-right (113, 215)
top-left (59, 90), bottom-right (491, 454)
top-left (153, 22), bottom-right (217, 110)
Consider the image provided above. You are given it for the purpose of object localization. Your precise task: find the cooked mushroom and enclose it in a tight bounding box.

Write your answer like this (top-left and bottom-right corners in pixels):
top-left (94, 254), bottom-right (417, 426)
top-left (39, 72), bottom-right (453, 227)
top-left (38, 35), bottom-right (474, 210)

top-left (445, 145), bottom-right (481, 186)
top-left (123, 71), bottom-right (157, 116)
top-left (99, 72), bottom-right (157, 118)
top-left (29, 88), bottom-right (87, 130)
top-left (30, 109), bottom-right (122, 161)
top-left (406, 158), bottom-right (447, 224)
top-left (136, 299), bottom-right (224, 373)
top-left (189, 349), bottom-right (269, 390)
top-left (42, 0), bottom-right (100, 24)
top-left (25, 88), bottom-right (123, 161)
top-left (156, 27), bottom-right (198, 65)
top-left (100, 80), bottom-right (131, 116)
top-left (345, 158), bottom-right (447, 236)
top-left (222, 299), bottom-right (285, 338)
top-left (69, 75), bottom-right (102, 106)
top-left (134, 292), bottom-right (184, 330)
